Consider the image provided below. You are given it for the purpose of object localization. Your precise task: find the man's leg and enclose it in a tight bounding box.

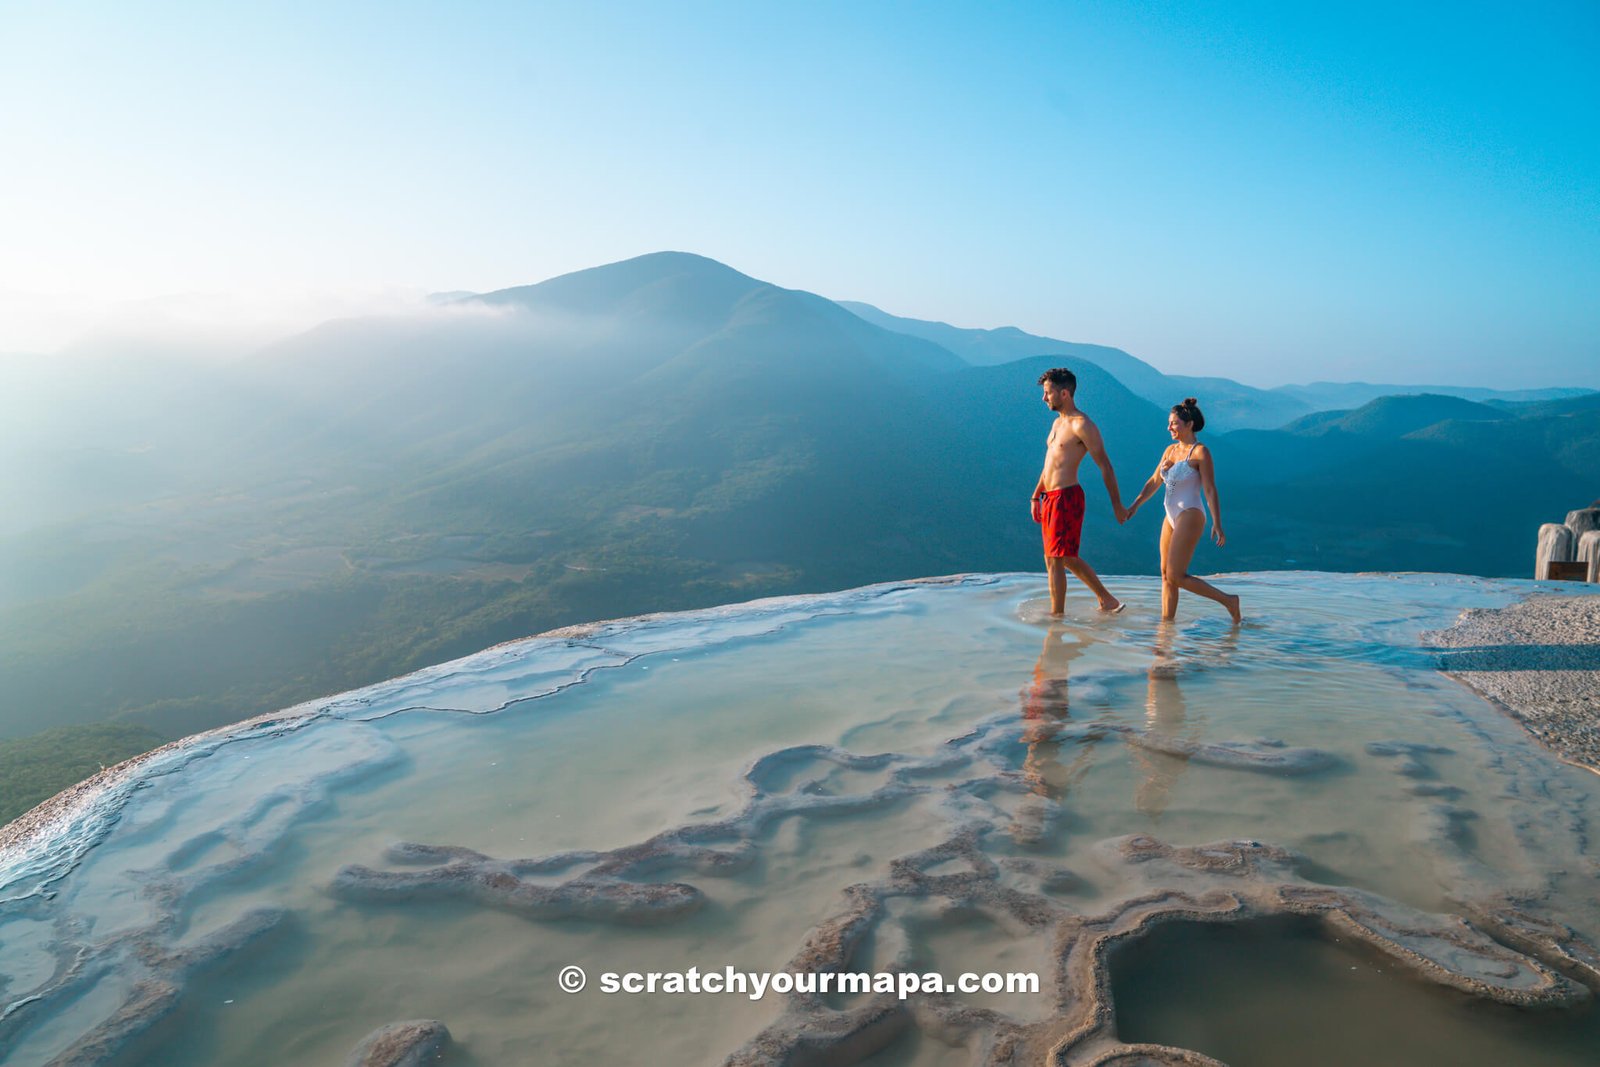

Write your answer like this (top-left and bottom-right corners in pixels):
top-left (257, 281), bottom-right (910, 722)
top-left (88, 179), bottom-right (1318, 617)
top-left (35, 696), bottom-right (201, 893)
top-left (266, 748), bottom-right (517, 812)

top-left (1046, 555), bottom-right (1068, 615)
top-left (1064, 555), bottom-right (1122, 612)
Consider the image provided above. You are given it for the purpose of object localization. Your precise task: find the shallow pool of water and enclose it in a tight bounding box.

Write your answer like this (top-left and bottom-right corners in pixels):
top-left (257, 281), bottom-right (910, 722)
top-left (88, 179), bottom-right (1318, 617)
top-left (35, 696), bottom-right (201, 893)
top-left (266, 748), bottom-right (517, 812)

top-left (1, 573), bottom-right (1596, 1066)
top-left (1111, 916), bottom-right (1600, 1066)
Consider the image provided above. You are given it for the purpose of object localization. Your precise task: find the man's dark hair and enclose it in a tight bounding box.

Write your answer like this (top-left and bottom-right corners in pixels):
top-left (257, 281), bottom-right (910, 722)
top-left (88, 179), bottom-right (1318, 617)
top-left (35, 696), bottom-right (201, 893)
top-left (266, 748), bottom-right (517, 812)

top-left (1037, 367), bottom-right (1076, 393)
top-left (1171, 396), bottom-right (1206, 432)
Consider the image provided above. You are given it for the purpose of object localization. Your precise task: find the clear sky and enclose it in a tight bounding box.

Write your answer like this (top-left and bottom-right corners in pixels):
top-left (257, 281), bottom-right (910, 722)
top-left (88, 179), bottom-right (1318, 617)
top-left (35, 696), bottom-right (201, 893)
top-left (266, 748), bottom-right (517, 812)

top-left (2, 1), bottom-right (1595, 387)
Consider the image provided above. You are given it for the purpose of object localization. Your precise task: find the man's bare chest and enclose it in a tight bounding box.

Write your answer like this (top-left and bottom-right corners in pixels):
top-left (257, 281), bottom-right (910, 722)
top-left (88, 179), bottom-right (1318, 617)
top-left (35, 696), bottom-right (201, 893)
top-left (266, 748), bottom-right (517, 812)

top-left (1047, 425), bottom-right (1086, 457)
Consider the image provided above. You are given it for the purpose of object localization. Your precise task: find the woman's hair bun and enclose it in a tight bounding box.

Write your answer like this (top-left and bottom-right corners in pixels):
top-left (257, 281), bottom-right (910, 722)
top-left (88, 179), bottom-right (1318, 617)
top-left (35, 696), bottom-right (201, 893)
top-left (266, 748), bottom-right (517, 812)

top-left (1170, 397), bottom-right (1206, 432)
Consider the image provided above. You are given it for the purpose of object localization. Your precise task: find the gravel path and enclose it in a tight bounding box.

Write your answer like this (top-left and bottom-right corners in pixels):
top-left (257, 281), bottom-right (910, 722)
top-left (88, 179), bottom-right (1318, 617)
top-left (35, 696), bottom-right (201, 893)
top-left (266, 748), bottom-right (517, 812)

top-left (1425, 593), bottom-right (1600, 774)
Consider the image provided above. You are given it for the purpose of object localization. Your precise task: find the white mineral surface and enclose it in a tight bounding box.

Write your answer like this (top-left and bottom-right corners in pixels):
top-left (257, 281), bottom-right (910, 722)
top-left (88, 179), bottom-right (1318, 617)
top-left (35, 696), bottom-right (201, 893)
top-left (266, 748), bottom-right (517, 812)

top-left (2, 573), bottom-right (1598, 1066)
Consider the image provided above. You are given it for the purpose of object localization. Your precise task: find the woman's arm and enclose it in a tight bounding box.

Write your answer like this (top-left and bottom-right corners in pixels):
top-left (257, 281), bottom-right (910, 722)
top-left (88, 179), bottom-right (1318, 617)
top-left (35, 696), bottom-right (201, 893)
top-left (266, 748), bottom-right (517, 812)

top-left (1197, 445), bottom-right (1226, 546)
top-left (1126, 474), bottom-right (1161, 515)
top-left (1125, 449), bottom-right (1169, 516)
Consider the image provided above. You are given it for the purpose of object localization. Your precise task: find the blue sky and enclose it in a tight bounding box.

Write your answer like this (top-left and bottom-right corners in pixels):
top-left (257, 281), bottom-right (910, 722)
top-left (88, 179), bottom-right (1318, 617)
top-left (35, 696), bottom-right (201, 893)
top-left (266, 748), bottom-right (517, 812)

top-left (1, 1), bottom-right (1595, 387)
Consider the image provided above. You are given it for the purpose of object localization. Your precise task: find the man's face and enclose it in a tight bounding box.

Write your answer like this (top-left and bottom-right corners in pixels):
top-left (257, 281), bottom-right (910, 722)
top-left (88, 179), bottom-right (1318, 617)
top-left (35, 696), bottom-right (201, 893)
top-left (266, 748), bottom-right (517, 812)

top-left (1042, 383), bottom-right (1070, 411)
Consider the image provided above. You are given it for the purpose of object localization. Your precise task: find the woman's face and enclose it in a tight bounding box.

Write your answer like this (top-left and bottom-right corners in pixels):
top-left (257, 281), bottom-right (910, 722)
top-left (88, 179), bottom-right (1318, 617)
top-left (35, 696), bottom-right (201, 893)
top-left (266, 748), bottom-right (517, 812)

top-left (1167, 412), bottom-right (1187, 438)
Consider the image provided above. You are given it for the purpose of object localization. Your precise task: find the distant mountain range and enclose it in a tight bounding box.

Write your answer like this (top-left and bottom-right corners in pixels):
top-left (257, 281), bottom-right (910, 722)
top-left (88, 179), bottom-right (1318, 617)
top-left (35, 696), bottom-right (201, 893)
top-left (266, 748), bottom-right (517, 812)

top-left (837, 300), bottom-right (1589, 431)
top-left (1273, 380), bottom-right (1590, 411)
top-left (838, 300), bottom-right (1308, 431)
top-left (2, 250), bottom-right (1596, 756)
top-left (1277, 393), bottom-right (1510, 437)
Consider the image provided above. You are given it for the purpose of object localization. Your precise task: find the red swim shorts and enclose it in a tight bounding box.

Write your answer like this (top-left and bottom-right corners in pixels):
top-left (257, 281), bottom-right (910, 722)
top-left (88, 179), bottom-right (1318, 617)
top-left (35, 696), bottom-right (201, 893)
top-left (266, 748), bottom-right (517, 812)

top-left (1037, 485), bottom-right (1086, 558)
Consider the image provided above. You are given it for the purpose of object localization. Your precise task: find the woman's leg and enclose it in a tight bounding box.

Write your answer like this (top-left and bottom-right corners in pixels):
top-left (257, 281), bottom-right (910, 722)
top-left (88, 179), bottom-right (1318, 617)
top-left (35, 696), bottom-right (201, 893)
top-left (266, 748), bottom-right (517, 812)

top-left (1181, 568), bottom-right (1242, 621)
top-left (1162, 510), bottom-right (1205, 620)
top-left (1165, 510), bottom-right (1241, 621)
top-left (1159, 519), bottom-right (1177, 619)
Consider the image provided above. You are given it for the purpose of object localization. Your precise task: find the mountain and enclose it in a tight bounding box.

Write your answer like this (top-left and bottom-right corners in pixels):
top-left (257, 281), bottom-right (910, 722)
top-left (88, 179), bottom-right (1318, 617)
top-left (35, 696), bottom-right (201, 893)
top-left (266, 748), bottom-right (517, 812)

top-left (1274, 381), bottom-right (1595, 411)
top-left (1277, 394), bottom-right (1509, 439)
top-left (1210, 393), bottom-right (1598, 572)
top-left (1487, 392), bottom-right (1600, 420)
top-left (1221, 392), bottom-right (1588, 488)
top-left (0, 254), bottom-right (987, 743)
top-left (837, 299), bottom-right (1168, 386)
top-left (837, 300), bottom-right (1311, 431)
top-left (316, 253), bottom-right (970, 577)
top-left (843, 303), bottom-right (1600, 433)
top-left (234, 254), bottom-right (963, 457)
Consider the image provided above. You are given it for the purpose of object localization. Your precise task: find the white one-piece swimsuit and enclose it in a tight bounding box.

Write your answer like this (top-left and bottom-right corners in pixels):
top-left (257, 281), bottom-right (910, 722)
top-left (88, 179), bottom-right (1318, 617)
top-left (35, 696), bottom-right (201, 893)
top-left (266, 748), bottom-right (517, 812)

top-left (1162, 443), bottom-right (1204, 527)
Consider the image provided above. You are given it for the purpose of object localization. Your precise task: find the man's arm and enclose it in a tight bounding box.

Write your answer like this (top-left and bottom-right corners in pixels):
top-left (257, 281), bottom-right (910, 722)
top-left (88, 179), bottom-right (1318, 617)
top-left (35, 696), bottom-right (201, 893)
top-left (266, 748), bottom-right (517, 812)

top-left (1030, 427), bottom-right (1051, 516)
top-left (1076, 417), bottom-right (1126, 521)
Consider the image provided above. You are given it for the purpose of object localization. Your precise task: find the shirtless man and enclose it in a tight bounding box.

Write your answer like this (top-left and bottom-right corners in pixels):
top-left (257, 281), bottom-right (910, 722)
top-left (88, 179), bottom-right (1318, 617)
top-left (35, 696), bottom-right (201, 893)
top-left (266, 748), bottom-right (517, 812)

top-left (1031, 367), bottom-right (1127, 616)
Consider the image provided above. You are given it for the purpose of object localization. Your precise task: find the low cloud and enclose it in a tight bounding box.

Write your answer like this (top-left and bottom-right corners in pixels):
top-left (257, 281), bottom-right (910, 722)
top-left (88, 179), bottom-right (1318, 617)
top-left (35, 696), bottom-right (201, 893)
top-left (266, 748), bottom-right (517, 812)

top-left (0, 285), bottom-right (516, 359)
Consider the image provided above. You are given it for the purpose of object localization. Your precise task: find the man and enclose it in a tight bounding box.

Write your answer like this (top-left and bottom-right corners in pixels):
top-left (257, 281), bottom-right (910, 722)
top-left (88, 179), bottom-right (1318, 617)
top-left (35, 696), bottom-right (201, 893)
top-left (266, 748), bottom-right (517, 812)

top-left (1031, 367), bottom-right (1126, 616)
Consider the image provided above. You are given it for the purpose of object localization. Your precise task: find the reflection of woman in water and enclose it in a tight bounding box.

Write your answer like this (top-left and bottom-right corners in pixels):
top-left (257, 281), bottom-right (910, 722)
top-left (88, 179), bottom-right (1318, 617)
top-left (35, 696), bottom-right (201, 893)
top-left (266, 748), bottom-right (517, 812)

top-left (1126, 398), bottom-right (1242, 623)
top-left (1131, 623), bottom-right (1192, 817)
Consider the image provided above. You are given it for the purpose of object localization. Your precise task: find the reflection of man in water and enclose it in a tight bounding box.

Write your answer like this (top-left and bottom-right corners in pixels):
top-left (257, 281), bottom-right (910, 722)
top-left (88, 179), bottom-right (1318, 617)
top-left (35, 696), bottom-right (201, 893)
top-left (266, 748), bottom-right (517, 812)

top-left (1013, 625), bottom-right (1095, 844)
top-left (1022, 625), bottom-right (1082, 725)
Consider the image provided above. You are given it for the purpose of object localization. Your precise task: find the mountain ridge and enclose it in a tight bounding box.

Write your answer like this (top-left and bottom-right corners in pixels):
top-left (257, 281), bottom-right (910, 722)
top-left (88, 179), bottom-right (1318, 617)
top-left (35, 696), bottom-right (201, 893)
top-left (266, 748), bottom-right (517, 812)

top-left (1279, 394), bottom-right (1510, 438)
top-left (838, 299), bottom-right (1310, 431)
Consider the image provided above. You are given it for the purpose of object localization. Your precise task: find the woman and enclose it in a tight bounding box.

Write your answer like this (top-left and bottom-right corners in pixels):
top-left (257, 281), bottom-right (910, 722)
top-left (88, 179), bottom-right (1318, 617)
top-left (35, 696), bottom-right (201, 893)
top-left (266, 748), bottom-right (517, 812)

top-left (1126, 398), bottom-right (1242, 623)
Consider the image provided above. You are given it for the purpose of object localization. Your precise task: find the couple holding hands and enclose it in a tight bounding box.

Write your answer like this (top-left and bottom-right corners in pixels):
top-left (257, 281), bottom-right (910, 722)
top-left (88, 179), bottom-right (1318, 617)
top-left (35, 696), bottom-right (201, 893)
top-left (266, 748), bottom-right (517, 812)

top-left (1030, 367), bottom-right (1242, 623)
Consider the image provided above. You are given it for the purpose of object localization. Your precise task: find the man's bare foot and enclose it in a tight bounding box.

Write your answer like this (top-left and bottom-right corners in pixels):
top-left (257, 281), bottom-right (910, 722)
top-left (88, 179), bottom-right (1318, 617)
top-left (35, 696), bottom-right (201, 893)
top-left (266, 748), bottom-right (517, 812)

top-left (1098, 599), bottom-right (1125, 614)
top-left (1225, 594), bottom-right (1242, 623)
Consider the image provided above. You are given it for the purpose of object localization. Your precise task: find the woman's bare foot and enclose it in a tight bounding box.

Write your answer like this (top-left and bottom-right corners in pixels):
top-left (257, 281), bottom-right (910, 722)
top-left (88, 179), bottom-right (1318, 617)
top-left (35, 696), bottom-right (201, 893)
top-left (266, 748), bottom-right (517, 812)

top-left (1225, 594), bottom-right (1242, 623)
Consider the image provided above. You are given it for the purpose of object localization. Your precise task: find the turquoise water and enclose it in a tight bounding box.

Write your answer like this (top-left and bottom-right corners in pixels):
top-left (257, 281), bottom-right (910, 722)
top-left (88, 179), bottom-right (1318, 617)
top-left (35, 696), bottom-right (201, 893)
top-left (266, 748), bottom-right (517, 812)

top-left (0, 573), bottom-right (1595, 1065)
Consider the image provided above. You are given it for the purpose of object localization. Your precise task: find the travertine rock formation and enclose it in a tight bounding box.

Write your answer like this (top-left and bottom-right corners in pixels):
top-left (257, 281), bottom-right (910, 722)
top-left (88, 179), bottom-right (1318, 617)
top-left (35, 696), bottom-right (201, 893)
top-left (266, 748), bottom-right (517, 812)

top-left (327, 712), bottom-right (1599, 1067)
top-left (1578, 530), bottom-right (1600, 584)
top-left (344, 1020), bottom-right (451, 1067)
top-left (1536, 523), bottom-right (1575, 579)
top-left (39, 909), bottom-right (290, 1067)
top-left (1566, 508), bottom-right (1600, 540)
